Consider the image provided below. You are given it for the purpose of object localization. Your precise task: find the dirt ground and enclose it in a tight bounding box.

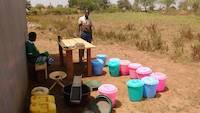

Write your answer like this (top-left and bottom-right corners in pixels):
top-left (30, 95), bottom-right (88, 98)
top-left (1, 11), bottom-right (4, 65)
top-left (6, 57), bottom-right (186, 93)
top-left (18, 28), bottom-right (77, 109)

top-left (26, 32), bottom-right (200, 113)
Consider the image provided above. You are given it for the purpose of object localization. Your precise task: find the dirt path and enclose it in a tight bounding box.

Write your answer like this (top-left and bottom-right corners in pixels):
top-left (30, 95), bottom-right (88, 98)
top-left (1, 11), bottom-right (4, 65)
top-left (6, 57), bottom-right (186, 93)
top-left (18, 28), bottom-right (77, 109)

top-left (34, 37), bottom-right (200, 113)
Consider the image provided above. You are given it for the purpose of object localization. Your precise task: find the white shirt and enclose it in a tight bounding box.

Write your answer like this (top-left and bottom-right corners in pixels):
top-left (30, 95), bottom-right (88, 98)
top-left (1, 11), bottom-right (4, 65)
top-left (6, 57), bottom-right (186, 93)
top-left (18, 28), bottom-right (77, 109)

top-left (78, 16), bottom-right (92, 32)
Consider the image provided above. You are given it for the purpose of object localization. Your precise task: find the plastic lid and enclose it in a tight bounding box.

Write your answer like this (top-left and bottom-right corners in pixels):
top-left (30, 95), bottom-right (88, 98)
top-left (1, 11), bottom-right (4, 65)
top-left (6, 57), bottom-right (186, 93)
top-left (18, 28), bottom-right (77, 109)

top-left (98, 84), bottom-right (118, 94)
top-left (150, 72), bottom-right (167, 80)
top-left (109, 58), bottom-right (120, 62)
top-left (108, 61), bottom-right (120, 66)
top-left (127, 79), bottom-right (144, 87)
top-left (136, 67), bottom-right (152, 75)
top-left (96, 54), bottom-right (107, 58)
top-left (92, 59), bottom-right (104, 65)
top-left (120, 60), bottom-right (131, 66)
top-left (128, 63), bottom-right (142, 69)
top-left (141, 76), bottom-right (159, 85)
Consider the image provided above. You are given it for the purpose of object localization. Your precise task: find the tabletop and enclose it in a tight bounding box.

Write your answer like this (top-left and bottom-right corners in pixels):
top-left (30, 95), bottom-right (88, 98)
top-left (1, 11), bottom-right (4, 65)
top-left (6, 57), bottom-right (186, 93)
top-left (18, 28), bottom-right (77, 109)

top-left (58, 38), bottom-right (95, 50)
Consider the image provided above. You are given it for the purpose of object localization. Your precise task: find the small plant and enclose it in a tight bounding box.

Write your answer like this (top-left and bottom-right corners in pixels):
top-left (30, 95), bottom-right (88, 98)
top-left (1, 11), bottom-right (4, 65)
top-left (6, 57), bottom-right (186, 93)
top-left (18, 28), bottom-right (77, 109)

top-left (172, 37), bottom-right (184, 59)
top-left (191, 42), bottom-right (200, 61)
top-left (197, 33), bottom-right (200, 42)
top-left (124, 23), bottom-right (136, 31)
top-left (180, 26), bottom-right (194, 40)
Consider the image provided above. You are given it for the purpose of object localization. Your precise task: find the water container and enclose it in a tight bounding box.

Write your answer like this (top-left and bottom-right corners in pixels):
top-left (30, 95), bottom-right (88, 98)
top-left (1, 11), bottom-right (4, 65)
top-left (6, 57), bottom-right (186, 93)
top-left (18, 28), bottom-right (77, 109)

top-left (91, 59), bottom-right (104, 75)
top-left (127, 79), bottom-right (144, 102)
top-left (150, 72), bottom-right (167, 92)
top-left (136, 67), bottom-right (152, 78)
top-left (108, 58), bottom-right (120, 77)
top-left (128, 63), bottom-right (142, 79)
top-left (31, 87), bottom-right (49, 96)
top-left (120, 60), bottom-right (131, 75)
top-left (98, 84), bottom-right (118, 107)
top-left (96, 54), bottom-right (107, 66)
top-left (30, 103), bottom-right (56, 113)
top-left (31, 95), bottom-right (55, 104)
top-left (141, 76), bottom-right (158, 98)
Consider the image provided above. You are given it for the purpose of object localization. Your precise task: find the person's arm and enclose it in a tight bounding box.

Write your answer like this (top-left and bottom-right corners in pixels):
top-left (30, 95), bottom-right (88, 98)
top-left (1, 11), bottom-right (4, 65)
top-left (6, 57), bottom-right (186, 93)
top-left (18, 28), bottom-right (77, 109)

top-left (78, 18), bottom-right (82, 37)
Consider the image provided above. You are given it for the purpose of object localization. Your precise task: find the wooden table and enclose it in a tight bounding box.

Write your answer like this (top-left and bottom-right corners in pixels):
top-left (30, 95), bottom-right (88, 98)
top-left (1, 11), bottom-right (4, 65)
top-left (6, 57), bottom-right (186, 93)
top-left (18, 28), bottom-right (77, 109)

top-left (57, 37), bottom-right (95, 81)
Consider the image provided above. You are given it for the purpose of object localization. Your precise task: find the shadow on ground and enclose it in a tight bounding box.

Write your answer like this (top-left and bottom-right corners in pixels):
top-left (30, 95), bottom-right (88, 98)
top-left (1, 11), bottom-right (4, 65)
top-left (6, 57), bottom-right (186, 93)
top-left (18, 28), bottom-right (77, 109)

top-left (26, 54), bottom-right (107, 113)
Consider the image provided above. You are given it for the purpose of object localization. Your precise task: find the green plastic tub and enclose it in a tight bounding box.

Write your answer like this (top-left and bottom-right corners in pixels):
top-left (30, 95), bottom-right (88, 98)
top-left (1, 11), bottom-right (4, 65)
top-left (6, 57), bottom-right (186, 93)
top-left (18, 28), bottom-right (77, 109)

top-left (127, 79), bottom-right (144, 102)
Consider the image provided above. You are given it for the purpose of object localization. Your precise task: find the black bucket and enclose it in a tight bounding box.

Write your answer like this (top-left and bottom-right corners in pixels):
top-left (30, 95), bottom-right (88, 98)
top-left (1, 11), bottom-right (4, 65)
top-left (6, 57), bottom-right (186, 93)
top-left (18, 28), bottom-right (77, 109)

top-left (63, 83), bottom-right (91, 104)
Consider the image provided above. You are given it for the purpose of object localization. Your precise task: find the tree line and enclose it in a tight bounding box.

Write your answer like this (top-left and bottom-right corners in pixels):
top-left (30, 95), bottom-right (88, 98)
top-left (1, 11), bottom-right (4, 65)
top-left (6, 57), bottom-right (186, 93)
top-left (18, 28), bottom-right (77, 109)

top-left (26, 0), bottom-right (200, 13)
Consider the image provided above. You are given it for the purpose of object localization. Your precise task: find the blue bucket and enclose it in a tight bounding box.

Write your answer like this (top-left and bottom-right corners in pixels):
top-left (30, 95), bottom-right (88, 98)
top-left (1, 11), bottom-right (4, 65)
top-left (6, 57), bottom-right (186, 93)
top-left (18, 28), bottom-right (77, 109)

top-left (141, 76), bottom-right (158, 98)
top-left (91, 59), bottom-right (104, 75)
top-left (96, 54), bottom-right (107, 66)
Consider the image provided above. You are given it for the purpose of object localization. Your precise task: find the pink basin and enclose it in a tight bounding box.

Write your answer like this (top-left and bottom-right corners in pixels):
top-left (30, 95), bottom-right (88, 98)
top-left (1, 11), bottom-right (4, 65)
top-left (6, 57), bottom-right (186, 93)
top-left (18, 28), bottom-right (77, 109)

top-left (128, 63), bottom-right (142, 79)
top-left (150, 72), bottom-right (167, 92)
top-left (98, 84), bottom-right (118, 106)
top-left (120, 60), bottom-right (131, 75)
top-left (136, 67), bottom-right (152, 78)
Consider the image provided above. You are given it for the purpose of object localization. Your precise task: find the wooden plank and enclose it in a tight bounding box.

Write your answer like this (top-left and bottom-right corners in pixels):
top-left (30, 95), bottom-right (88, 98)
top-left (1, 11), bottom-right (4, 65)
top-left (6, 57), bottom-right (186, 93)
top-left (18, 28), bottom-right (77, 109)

top-left (70, 75), bottom-right (82, 103)
top-left (66, 50), bottom-right (73, 81)
top-left (60, 38), bottom-right (95, 50)
top-left (58, 36), bottom-right (64, 65)
top-left (87, 48), bottom-right (92, 76)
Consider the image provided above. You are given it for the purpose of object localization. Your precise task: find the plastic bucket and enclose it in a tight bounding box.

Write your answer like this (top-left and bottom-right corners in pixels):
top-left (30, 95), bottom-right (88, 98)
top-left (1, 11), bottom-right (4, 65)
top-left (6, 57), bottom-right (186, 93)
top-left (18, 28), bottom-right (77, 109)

top-left (108, 59), bottom-right (120, 77)
top-left (128, 63), bottom-right (142, 79)
top-left (141, 76), bottom-right (158, 98)
top-left (150, 72), bottom-right (167, 92)
top-left (98, 84), bottom-right (118, 107)
top-left (136, 67), bottom-right (152, 79)
top-left (108, 58), bottom-right (120, 77)
top-left (96, 54), bottom-right (107, 66)
top-left (120, 60), bottom-right (131, 75)
top-left (91, 59), bottom-right (104, 75)
top-left (127, 79), bottom-right (144, 102)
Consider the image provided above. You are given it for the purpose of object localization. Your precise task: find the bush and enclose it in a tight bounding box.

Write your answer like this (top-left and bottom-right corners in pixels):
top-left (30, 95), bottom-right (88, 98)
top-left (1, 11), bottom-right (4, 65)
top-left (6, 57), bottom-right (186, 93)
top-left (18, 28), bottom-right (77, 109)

top-left (191, 41), bottom-right (200, 61)
top-left (44, 8), bottom-right (78, 15)
top-left (124, 23), bottom-right (136, 31)
top-left (171, 37), bottom-right (184, 59)
top-left (180, 26), bottom-right (194, 40)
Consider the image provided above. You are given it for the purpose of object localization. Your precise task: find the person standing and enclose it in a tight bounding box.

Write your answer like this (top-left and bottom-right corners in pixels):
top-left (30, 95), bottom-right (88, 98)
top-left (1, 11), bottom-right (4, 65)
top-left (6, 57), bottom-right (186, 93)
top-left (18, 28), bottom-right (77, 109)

top-left (78, 9), bottom-right (93, 62)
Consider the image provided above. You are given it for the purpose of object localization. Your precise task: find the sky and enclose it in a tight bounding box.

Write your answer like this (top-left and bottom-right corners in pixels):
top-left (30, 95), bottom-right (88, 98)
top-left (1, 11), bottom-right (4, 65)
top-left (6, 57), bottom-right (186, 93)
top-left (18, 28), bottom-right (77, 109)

top-left (29, 0), bottom-right (185, 7)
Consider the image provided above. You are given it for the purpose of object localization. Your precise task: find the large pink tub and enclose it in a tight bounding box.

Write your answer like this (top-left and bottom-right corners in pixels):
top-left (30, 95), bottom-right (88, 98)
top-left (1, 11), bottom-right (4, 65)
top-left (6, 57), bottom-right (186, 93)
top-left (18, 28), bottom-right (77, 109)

top-left (128, 63), bottom-right (142, 79)
top-left (150, 72), bottom-right (167, 92)
top-left (98, 84), bottom-right (118, 106)
top-left (120, 60), bottom-right (131, 75)
top-left (136, 67), bottom-right (152, 79)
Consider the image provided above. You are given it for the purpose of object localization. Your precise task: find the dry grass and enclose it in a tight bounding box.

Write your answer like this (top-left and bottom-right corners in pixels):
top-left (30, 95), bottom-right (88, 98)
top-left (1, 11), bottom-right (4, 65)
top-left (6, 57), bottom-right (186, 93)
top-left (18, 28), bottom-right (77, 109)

top-left (28, 12), bottom-right (200, 62)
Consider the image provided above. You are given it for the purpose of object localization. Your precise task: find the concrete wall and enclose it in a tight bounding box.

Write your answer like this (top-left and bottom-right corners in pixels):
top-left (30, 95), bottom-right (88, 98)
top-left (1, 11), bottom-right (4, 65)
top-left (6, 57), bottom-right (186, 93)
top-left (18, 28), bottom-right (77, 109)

top-left (0, 0), bottom-right (28, 113)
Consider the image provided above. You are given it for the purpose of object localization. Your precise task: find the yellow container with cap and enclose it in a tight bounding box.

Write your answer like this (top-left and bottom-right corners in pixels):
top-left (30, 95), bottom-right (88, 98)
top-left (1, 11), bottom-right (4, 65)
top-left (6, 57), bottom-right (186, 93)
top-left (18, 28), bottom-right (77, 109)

top-left (31, 95), bottom-right (55, 104)
top-left (30, 103), bottom-right (56, 113)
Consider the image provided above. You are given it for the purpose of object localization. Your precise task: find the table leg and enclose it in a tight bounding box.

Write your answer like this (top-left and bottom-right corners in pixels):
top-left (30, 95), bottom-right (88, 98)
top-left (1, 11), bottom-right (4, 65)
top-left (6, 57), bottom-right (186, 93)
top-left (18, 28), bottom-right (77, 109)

top-left (59, 45), bottom-right (64, 65)
top-left (87, 48), bottom-right (92, 76)
top-left (66, 50), bottom-right (73, 81)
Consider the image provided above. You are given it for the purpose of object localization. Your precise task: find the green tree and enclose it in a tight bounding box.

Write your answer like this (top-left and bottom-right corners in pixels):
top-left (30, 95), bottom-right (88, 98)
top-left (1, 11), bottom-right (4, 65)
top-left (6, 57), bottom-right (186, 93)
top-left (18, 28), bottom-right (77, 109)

top-left (138, 0), bottom-right (156, 12)
top-left (68, 0), bottom-right (79, 8)
top-left (35, 4), bottom-right (45, 10)
top-left (161, 0), bottom-right (175, 9)
top-left (96, 0), bottom-right (111, 9)
top-left (117, 0), bottom-right (132, 10)
top-left (133, 0), bottom-right (140, 11)
top-left (26, 0), bottom-right (31, 10)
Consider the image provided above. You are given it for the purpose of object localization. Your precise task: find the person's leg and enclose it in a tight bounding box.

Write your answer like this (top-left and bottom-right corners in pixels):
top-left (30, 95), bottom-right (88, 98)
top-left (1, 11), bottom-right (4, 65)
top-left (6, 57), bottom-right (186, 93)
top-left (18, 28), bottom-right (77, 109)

top-left (79, 49), bottom-right (84, 62)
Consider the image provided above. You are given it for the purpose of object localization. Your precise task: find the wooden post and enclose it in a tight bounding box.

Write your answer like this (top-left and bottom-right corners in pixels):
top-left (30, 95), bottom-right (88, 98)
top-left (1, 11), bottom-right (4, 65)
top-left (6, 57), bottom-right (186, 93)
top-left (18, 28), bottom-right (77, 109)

top-left (87, 48), bottom-right (92, 76)
top-left (66, 50), bottom-right (73, 81)
top-left (58, 36), bottom-right (64, 65)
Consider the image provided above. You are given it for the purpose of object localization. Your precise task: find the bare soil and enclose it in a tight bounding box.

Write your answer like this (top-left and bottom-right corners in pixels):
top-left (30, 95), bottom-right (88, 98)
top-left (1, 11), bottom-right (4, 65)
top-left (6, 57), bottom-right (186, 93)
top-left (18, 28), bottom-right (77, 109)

top-left (28, 25), bottom-right (200, 113)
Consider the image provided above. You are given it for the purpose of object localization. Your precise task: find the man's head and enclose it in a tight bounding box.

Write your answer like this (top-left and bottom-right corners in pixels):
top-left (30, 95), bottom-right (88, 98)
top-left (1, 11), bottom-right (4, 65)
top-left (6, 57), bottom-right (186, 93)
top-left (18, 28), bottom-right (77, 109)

top-left (84, 9), bottom-right (90, 19)
top-left (28, 32), bottom-right (37, 42)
